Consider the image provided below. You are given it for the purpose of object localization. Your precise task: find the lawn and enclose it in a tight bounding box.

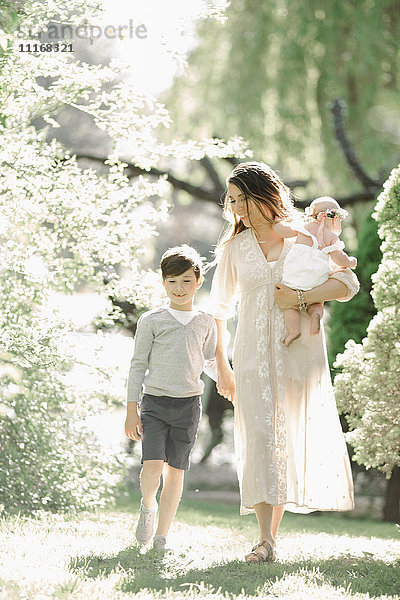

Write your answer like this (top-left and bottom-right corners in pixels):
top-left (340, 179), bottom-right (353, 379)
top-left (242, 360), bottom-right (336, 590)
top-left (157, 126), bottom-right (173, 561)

top-left (1, 487), bottom-right (399, 600)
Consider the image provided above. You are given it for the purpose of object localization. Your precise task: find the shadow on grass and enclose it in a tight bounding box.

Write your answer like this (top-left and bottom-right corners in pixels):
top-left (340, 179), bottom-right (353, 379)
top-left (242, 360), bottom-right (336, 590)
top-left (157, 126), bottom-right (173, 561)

top-left (70, 547), bottom-right (400, 598)
top-left (115, 486), bottom-right (398, 541)
top-left (69, 545), bottom-right (166, 580)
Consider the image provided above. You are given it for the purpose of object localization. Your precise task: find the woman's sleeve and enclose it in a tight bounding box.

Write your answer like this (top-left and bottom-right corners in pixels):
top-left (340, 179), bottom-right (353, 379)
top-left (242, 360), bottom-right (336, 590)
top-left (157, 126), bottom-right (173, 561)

top-left (209, 241), bottom-right (239, 320)
top-left (329, 267), bottom-right (360, 302)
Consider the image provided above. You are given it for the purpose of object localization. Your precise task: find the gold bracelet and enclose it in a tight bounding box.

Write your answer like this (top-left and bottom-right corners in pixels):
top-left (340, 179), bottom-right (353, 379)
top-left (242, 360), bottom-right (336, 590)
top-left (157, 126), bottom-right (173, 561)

top-left (296, 289), bottom-right (308, 311)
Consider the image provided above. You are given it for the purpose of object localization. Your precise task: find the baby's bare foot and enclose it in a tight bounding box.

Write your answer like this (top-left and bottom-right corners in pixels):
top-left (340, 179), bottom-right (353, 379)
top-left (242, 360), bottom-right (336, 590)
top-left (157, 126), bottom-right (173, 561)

top-left (283, 332), bottom-right (301, 347)
top-left (310, 313), bottom-right (321, 336)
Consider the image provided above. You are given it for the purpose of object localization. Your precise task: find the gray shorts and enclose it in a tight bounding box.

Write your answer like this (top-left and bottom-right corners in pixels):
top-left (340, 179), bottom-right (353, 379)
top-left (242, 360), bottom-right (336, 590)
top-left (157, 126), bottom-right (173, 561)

top-left (140, 393), bottom-right (202, 471)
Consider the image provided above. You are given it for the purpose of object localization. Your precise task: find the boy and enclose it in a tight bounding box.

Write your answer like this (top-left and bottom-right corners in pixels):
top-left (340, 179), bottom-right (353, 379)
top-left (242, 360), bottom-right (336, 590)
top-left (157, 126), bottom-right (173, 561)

top-left (125, 245), bottom-right (217, 551)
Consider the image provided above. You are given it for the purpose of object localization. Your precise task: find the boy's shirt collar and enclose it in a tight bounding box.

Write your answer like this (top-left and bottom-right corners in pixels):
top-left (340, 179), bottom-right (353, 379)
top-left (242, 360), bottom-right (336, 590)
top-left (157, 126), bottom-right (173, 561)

top-left (166, 306), bottom-right (199, 326)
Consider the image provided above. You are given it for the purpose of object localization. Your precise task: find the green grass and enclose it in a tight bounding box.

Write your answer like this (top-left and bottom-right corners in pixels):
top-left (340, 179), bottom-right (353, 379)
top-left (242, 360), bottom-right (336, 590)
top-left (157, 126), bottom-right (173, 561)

top-left (120, 487), bottom-right (398, 540)
top-left (0, 486), bottom-right (399, 600)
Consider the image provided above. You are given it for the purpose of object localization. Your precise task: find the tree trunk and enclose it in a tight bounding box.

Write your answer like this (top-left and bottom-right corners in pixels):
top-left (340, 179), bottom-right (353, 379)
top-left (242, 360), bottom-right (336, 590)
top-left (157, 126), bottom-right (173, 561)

top-left (383, 466), bottom-right (400, 522)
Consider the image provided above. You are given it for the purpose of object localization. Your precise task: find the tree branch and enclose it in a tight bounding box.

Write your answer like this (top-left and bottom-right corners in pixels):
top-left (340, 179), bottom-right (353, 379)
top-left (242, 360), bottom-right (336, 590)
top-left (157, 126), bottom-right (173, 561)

top-left (76, 153), bottom-right (309, 208)
top-left (200, 156), bottom-right (225, 198)
top-left (75, 153), bottom-right (218, 203)
top-left (223, 156), bottom-right (242, 166)
top-left (330, 99), bottom-right (381, 191)
top-left (76, 100), bottom-right (389, 212)
top-left (220, 155), bottom-right (308, 188)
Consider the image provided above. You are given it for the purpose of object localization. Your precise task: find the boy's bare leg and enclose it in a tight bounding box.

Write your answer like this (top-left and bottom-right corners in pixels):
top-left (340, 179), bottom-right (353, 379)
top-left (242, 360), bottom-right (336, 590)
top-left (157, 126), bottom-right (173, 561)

top-left (271, 505), bottom-right (285, 541)
top-left (283, 307), bottom-right (301, 346)
top-left (155, 464), bottom-right (185, 536)
top-left (140, 460), bottom-right (164, 508)
top-left (307, 302), bottom-right (324, 336)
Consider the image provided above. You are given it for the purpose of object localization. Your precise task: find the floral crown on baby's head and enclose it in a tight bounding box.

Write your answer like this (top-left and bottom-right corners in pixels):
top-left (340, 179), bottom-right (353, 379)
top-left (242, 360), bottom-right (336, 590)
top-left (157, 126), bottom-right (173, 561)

top-left (304, 196), bottom-right (348, 221)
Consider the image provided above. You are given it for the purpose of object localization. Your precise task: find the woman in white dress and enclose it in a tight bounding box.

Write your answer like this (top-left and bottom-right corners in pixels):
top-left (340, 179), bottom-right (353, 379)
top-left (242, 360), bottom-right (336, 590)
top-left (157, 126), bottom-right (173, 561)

top-left (210, 162), bottom-right (359, 563)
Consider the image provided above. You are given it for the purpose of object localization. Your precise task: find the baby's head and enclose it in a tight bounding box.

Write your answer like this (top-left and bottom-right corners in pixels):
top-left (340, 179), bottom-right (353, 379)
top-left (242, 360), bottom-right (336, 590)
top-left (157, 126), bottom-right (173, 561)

top-left (306, 196), bottom-right (348, 237)
top-left (306, 196), bottom-right (348, 222)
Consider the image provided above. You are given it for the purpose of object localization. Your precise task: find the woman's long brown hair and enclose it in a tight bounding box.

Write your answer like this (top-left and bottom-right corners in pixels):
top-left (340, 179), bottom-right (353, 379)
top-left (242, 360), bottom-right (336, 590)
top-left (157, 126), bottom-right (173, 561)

top-left (217, 161), bottom-right (296, 251)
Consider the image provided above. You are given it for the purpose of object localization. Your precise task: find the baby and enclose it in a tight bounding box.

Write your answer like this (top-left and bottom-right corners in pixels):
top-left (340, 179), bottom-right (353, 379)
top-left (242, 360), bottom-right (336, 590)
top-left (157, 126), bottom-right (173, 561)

top-left (273, 196), bottom-right (357, 346)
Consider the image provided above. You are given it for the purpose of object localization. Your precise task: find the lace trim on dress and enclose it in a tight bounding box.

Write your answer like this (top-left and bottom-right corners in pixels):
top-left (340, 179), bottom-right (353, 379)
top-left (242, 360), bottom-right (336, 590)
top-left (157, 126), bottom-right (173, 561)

top-left (240, 230), bottom-right (288, 507)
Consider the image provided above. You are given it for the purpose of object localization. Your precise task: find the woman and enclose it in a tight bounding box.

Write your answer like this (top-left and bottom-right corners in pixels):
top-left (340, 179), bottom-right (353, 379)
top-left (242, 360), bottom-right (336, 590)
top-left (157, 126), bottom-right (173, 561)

top-left (210, 162), bottom-right (359, 563)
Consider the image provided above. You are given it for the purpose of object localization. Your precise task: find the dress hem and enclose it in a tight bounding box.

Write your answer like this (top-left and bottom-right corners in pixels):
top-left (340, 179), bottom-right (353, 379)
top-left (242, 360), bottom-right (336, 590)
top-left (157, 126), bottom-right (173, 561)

top-left (240, 500), bottom-right (354, 516)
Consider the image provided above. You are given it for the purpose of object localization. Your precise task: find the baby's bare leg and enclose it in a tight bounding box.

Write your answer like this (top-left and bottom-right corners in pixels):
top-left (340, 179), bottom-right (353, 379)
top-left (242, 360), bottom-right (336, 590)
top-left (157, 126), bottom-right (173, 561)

top-left (283, 307), bottom-right (301, 346)
top-left (307, 302), bottom-right (324, 335)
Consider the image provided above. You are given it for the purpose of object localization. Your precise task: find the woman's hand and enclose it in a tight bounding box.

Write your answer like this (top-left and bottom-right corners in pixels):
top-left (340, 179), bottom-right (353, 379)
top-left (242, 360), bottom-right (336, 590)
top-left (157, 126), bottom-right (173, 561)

top-left (217, 361), bottom-right (236, 404)
top-left (274, 283), bottom-right (298, 310)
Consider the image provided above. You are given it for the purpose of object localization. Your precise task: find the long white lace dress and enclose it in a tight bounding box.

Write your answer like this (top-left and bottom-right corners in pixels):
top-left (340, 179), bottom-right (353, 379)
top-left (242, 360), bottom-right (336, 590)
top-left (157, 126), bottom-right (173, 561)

top-left (210, 228), bottom-right (359, 515)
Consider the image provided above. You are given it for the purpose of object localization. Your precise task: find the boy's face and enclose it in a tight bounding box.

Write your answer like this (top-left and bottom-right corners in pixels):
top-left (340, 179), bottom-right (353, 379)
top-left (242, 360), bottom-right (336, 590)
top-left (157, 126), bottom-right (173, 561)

top-left (162, 267), bottom-right (202, 310)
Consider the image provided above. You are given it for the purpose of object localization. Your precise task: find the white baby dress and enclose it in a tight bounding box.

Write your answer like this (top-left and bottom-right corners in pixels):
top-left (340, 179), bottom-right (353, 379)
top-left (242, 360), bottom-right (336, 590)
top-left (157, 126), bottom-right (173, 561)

top-left (281, 225), bottom-right (345, 291)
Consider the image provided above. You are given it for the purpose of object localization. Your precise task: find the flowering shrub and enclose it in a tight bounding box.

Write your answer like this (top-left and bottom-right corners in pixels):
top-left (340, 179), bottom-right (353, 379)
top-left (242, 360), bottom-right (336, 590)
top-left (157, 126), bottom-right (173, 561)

top-left (334, 164), bottom-right (400, 477)
top-left (0, 0), bottom-right (245, 513)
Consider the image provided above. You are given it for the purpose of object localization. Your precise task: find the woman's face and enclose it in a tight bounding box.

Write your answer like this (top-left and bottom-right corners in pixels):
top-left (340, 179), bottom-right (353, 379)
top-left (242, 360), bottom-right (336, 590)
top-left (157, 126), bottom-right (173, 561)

top-left (227, 182), bottom-right (273, 227)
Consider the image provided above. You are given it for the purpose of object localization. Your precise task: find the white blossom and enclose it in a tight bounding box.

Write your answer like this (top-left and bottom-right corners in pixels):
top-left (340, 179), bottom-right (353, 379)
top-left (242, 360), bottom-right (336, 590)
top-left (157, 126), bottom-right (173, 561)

top-left (334, 164), bottom-right (400, 477)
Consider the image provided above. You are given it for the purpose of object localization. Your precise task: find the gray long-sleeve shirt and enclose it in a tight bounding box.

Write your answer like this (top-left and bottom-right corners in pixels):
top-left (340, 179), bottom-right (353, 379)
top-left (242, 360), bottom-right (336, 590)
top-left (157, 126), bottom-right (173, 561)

top-left (127, 307), bottom-right (217, 403)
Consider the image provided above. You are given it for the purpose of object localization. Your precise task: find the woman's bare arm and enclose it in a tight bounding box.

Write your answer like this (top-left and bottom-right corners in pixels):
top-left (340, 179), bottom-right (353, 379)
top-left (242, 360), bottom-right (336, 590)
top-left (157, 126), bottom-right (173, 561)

top-left (274, 279), bottom-right (349, 310)
top-left (215, 318), bottom-right (229, 362)
top-left (215, 318), bottom-right (236, 402)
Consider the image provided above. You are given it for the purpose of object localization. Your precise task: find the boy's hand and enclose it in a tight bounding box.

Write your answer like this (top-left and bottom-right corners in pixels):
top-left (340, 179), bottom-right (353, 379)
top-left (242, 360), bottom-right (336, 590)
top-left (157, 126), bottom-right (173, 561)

top-left (217, 362), bottom-right (236, 403)
top-left (125, 404), bottom-right (143, 441)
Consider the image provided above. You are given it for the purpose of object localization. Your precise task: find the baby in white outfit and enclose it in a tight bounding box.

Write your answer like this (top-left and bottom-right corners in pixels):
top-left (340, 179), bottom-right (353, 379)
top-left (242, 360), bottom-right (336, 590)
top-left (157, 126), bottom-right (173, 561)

top-left (273, 197), bottom-right (357, 346)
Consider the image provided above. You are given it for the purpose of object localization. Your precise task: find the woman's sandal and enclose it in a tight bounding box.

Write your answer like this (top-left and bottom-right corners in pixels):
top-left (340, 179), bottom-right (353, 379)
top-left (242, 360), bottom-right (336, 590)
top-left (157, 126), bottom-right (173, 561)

top-left (244, 540), bottom-right (276, 563)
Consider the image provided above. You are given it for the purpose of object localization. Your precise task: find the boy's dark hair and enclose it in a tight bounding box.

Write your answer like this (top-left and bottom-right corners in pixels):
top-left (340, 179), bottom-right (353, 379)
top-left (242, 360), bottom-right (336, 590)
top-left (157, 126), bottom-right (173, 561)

top-left (160, 245), bottom-right (203, 280)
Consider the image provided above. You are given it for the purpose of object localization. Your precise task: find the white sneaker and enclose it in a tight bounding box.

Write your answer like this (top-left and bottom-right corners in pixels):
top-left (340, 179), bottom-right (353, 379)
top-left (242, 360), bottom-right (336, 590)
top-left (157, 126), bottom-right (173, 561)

top-left (135, 500), bottom-right (158, 544)
top-left (152, 534), bottom-right (167, 551)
